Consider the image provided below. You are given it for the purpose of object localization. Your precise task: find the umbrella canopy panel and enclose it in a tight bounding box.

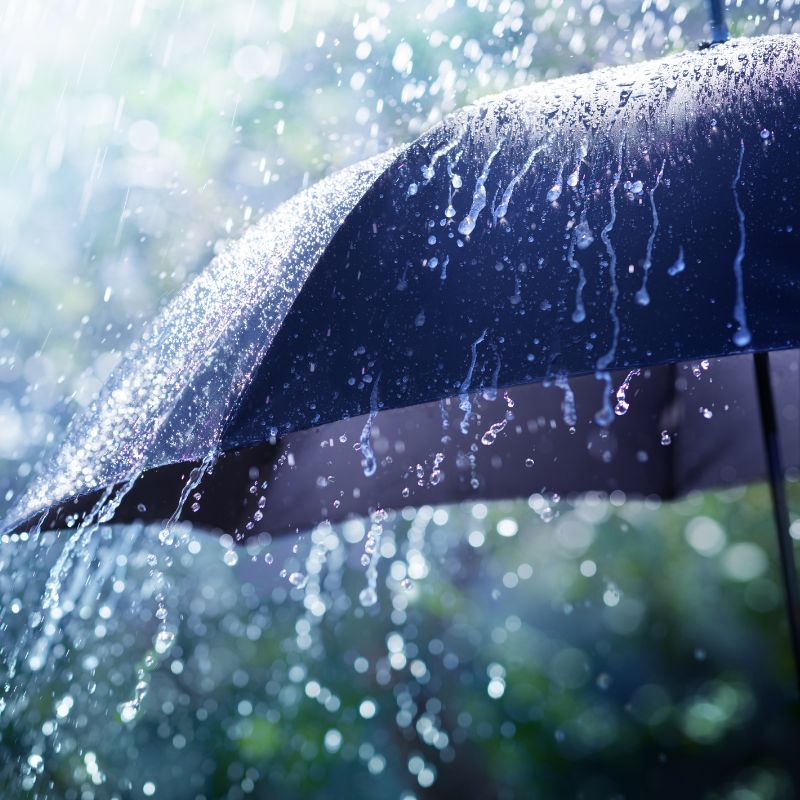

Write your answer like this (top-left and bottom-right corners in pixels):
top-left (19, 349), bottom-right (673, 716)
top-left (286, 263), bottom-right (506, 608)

top-left (5, 34), bottom-right (800, 536)
top-left (225, 34), bottom-right (800, 448)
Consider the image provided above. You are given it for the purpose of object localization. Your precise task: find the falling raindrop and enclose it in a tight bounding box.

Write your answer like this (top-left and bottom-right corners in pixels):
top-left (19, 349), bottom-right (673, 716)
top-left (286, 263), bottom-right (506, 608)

top-left (481, 419), bottom-right (508, 446)
top-left (555, 374), bottom-right (577, 427)
top-left (614, 369), bottom-right (640, 415)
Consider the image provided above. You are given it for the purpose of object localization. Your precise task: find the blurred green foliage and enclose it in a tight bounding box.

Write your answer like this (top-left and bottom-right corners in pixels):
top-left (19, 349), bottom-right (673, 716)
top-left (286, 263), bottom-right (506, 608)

top-left (2, 486), bottom-right (799, 798)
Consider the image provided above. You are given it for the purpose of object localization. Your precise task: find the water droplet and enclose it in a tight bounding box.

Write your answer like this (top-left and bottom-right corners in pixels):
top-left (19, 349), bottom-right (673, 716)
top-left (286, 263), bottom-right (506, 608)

top-left (223, 549), bottom-right (238, 567)
top-left (668, 246), bottom-right (686, 276)
top-left (566, 166), bottom-right (580, 188)
top-left (660, 430), bottom-right (672, 446)
top-left (574, 220), bottom-right (594, 250)
top-left (154, 629), bottom-right (175, 655)
top-left (359, 587), bottom-right (378, 607)
top-left (288, 572), bottom-right (308, 588)
top-left (481, 419), bottom-right (507, 446)
top-left (119, 701), bottom-right (139, 724)
top-left (614, 369), bottom-right (640, 415)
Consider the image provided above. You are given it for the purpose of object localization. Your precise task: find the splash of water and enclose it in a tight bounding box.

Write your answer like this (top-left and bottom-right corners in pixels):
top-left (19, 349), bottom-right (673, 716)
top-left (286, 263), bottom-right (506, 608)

top-left (7, 149), bottom-right (400, 534)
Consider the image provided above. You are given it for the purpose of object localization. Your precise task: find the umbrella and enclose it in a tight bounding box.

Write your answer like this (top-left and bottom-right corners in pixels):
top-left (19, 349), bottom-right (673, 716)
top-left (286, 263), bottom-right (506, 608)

top-left (4, 31), bottom-right (800, 679)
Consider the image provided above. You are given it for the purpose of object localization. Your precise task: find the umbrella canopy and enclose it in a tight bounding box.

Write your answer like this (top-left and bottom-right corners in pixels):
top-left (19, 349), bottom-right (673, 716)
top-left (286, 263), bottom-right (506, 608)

top-left (5, 33), bottom-right (800, 538)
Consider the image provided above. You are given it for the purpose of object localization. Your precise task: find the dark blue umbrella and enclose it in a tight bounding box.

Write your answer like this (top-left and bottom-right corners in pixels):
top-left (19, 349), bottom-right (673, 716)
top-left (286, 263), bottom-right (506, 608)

top-left (5, 32), bottom-right (800, 680)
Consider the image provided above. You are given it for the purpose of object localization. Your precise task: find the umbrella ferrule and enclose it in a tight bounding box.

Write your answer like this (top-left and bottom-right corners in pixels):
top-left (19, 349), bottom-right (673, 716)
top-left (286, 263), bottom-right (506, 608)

top-left (707, 0), bottom-right (730, 45)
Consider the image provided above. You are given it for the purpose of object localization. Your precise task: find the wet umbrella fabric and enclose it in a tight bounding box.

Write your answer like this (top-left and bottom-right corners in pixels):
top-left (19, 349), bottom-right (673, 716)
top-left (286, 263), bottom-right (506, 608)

top-left (7, 32), bottom-right (800, 532)
top-left (4, 35), bottom-right (800, 671)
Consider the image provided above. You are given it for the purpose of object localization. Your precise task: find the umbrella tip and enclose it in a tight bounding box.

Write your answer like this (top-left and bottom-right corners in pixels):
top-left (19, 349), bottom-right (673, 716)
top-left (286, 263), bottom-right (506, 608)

top-left (704, 0), bottom-right (730, 47)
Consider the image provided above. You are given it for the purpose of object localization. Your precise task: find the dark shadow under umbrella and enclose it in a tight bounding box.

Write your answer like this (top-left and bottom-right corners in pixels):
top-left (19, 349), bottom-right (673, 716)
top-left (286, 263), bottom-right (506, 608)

top-left (5, 31), bottom-right (800, 685)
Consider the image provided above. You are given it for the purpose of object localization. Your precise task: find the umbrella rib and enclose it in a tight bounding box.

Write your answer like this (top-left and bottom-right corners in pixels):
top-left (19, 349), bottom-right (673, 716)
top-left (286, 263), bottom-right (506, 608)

top-left (754, 351), bottom-right (800, 693)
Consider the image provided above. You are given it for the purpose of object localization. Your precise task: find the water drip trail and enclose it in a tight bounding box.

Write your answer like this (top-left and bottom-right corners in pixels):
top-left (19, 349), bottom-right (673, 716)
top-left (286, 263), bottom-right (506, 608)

top-left (493, 142), bottom-right (545, 222)
top-left (635, 159), bottom-right (666, 306)
top-left (118, 451), bottom-right (221, 724)
top-left (554, 373), bottom-right (577, 427)
top-left (731, 139), bottom-right (752, 347)
top-left (1, 470), bottom-right (141, 736)
top-left (42, 472), bottom-right (140, 613)
top-left (546, 161), bottom-right (566, 203)
top-left (481, 391), bottom-right (514, 446)
top-left (458, 138), bottom-right (505, 237)
top-left (359, 508), bottom-right (387, 607)
top-left (158, 447), bottom-right (218, 546)
top-left (422, 134), bottom-right (462, 183)
top-left (568, 212), bottom-right (589, 323)
top-left (439, 399), bottom-right (449, 433)
top-left (459, 329), bottom-right (487, 434)
top-left (360, 374), bottom-right (381, 477)
top-left (595, 138), bottom-right (626, 427)
top-left (483, 350), bottom-right (502, 401)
